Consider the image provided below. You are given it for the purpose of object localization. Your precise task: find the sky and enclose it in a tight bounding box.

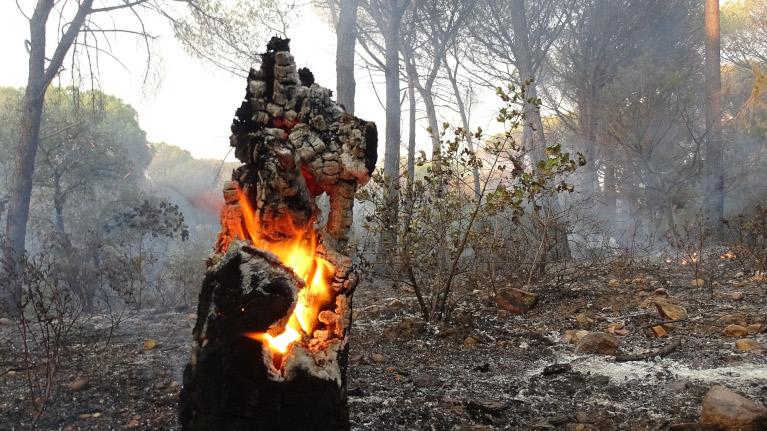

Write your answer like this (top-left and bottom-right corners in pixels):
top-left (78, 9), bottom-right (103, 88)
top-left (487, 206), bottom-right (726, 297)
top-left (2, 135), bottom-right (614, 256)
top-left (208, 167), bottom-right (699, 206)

top-left (0, 2), bottom-right (394, 161)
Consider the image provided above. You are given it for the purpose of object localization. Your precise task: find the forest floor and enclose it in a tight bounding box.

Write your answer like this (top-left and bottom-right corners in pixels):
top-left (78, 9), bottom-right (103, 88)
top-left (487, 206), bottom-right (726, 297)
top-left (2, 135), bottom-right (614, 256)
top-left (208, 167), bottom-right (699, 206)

top-left (0, 253), bottom-right (765, 430)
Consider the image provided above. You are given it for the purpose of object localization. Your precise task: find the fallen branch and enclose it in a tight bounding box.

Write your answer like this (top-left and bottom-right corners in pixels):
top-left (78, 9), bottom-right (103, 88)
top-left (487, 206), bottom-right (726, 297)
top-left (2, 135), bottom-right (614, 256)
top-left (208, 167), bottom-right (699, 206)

top-left (615, 338), bottom-right (682, 362)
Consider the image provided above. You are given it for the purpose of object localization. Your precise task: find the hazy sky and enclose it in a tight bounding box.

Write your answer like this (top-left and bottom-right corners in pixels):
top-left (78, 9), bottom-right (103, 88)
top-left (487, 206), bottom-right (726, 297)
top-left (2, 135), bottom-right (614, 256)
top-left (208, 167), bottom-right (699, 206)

top-left (0, 2), bottom-right (395, 161)
top-left (0, 2), bottom-right (507, 164)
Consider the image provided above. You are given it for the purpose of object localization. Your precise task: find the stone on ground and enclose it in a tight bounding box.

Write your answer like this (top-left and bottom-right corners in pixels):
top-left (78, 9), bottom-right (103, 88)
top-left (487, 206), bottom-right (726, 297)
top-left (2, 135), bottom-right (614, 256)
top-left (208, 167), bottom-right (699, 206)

top-left (575, 332), bottom-right (620, 355)
top-left (700, 385), bottom-right (767, 431)
top-left (495, 287), bottom-right (538, 314)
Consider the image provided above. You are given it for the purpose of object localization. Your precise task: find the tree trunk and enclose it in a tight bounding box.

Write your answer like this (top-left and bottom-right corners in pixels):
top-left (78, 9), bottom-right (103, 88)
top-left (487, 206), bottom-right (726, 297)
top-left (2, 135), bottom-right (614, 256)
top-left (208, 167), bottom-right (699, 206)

top-left (4, 0), bottom-right (92, 312)
top-left (704, 0), bottom-right (724, 239)
top-left (376, 12), bottom-right (403, 265)
top-left (406, 67), bottom-right (417, 188)
top-left (510, 0), bottom-right (570, 260)
top-left (444, 56), bottom-right (480, 198)
top-left (3, 1), bottom-right (53, 310)
top-left (53, 178), bottom-right (65, 235)
top-left (336, 0), bottom-right (359, 114)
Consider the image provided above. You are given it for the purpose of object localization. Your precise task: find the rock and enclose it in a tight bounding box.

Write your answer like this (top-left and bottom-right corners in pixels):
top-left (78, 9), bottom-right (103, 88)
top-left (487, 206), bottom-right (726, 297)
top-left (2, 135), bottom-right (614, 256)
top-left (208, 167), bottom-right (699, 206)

top-left (564, 329), bottom-right (590, 344)
top-left (608, 279), bottom-right (621, 288)
top-left (565, 424), bottom-right (599, 431)
top-left (370, 353), bottom-right (385, 364)
top-left (576, 332), bottom-right (620, 355)
top-left (575, 313), bottom-right (595, 328)
top-left (495, 287), bottom-right (538, 314)
top-left (731, 292), bottom-right (744, 301)
top-left (67, 377), bottom-right (90, 392)
top-left (411, 373), bottom-right (436, 388)
top-left (382, 318), bottom-right (426, 340)
top-left (748, 323), bottom-right (764, 335)
top-left (650, 325), bottom-right (669, 338)
top-left (719, 313), bottom-right (749, 326)
top-left (0, 317), bottom-right (12, 326)
top-left (723, 324), bottom-right (749, 337)
top-left (143, 339), bottom-right (158, 350)
top-left (607, 322), bottom-right (629, 336)
top-left (653, 288), bottom-right (669, 296)
top-left (472, 362), bottom-right (490, 373)
top-left (127, 416), bottom-right (141, 428)
top-left (700, 385), bottom-right (767, 431)
top-left (464, 399), bottom-right (508, 416)
top-left (735, 339), bottom-right (761, 352)
top-left (542, 363), bottom-right (572, 376)
top-left (654, 300), bottom-right (688, 321)
top-left (463, 336), bottom-right (478, 348)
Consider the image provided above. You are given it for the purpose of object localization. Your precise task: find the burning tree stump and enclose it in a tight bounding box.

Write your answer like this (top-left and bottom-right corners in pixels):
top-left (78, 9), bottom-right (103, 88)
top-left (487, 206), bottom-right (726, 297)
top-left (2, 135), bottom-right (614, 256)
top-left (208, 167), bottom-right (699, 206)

top-left (179, 37), bottom-right (377, 431)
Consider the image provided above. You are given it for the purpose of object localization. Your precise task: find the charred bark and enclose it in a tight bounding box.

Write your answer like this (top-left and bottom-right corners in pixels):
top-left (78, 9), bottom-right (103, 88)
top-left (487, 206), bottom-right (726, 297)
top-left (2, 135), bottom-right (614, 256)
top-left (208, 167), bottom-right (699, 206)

top-left (180, 38), bottom-right (376, 431)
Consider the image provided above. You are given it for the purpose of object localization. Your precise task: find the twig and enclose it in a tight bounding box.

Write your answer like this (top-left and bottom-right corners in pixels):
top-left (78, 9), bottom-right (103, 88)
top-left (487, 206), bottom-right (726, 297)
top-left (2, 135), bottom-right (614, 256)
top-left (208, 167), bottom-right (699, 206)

top-left (615, 337), bottom-right (682, 362)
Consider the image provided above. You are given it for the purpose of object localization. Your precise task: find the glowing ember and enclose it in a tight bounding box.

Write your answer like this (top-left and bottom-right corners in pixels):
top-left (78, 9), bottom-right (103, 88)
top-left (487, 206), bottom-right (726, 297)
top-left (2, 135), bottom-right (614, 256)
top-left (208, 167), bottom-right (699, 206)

top-left (720, 251), bottom-right (737, 260)
top-left (237, 188), bottom-right (335, 354)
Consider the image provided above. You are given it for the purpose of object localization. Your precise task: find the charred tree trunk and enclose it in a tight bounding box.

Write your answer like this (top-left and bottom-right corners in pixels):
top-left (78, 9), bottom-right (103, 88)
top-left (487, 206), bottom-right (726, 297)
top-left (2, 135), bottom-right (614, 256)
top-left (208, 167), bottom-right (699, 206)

top-left (336, 0), bottom-right (359, 114)
top-left (510, 0), bottom-right (570, 260)
top-left (180, 38), bottom-right (376, 431)
top-left (376, 9), bottom-right (404, 266)
top-left (704, 0), bottom-right (724, 239)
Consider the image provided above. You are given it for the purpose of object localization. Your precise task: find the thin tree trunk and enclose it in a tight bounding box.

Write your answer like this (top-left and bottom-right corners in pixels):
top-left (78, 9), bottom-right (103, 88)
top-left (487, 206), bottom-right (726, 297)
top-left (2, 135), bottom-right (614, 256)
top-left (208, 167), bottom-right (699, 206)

top-left (4, 0), bottom-right (92, 311)
top-left (444, 55), bottom-right (480, 198)
top-left (376, 11), bottom-right (403, 265)
top-left (704, 0), bottom-right (724, 239)
top-left (510, 0), bottom-right (570, 260)
top-left (406, 68), bottom-right (417, 188)
top-left (336, 0), bottom-right (360, 114)
top-left (53, 177), bottom-right (66, 235)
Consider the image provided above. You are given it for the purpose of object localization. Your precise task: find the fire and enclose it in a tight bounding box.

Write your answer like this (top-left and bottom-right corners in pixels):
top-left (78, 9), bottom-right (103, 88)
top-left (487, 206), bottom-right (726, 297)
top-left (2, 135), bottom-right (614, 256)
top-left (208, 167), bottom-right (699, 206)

top-left (720, 250), bottom-right (737, 260)
top-left (236, 188), bottom-right (335, 354)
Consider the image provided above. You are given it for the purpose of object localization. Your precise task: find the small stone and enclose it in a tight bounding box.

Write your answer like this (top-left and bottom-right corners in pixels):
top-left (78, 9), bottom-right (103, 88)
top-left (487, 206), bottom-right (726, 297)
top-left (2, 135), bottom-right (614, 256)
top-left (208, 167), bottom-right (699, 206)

top-left (565, 424), bottom-right (599, 431)
top-left (719, 313), bottom-right (749, 326)
top-left (575, 313), bottom-right (594, 328)
top-left (411, 373), bottom-right (435, 388)
top-left (607, 322), bottom-right (629, 336)
top-left (463, 336), bottom-right (478, 348)
top-left (735, 339), bottom-right (761, 351)
top-left (653, 288), bottom-right (669, 296)
top-left (576, 332), bottom-right (620, 355)
top-left (723, 324), bottom-right (749, 337)
top-left (542, 363), bottom-right (572, 376)
top-left (650, 325), bottom-right (669, 338)
top-left (608, 279), bottom-right (620, 288)
top-left (563, 329), bottom-right (590, 344)
top-left (370, 353), bottom-right (385, 364)
top-left (747, 323), bottom-right (764, 334)
top-left (143, 339), bottom-right (157, 350)
top-left (67, 377), bottom-right (90, 392)
top-left (495, 287), bottom-right (538, 314)
top-left (731, 292), bottom-right (744, 301)
top-left (700, 385), bottom-right (767, 430)
top-left (0, 317), bottom-right (12, 325)
top-left (654, 300), bottom-right (688, 321)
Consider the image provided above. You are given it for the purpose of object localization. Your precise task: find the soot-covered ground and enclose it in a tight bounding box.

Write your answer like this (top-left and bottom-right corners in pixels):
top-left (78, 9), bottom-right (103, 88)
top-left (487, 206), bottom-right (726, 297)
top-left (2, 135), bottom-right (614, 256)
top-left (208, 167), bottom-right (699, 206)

top-left (0, 258), bottom-right (765, 430)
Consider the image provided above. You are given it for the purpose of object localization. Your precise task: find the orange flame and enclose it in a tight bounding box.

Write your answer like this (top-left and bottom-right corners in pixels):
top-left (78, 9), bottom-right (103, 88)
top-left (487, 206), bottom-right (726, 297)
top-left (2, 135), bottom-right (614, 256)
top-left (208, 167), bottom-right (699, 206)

top-left (237, 188), bottom-right (335, 354)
